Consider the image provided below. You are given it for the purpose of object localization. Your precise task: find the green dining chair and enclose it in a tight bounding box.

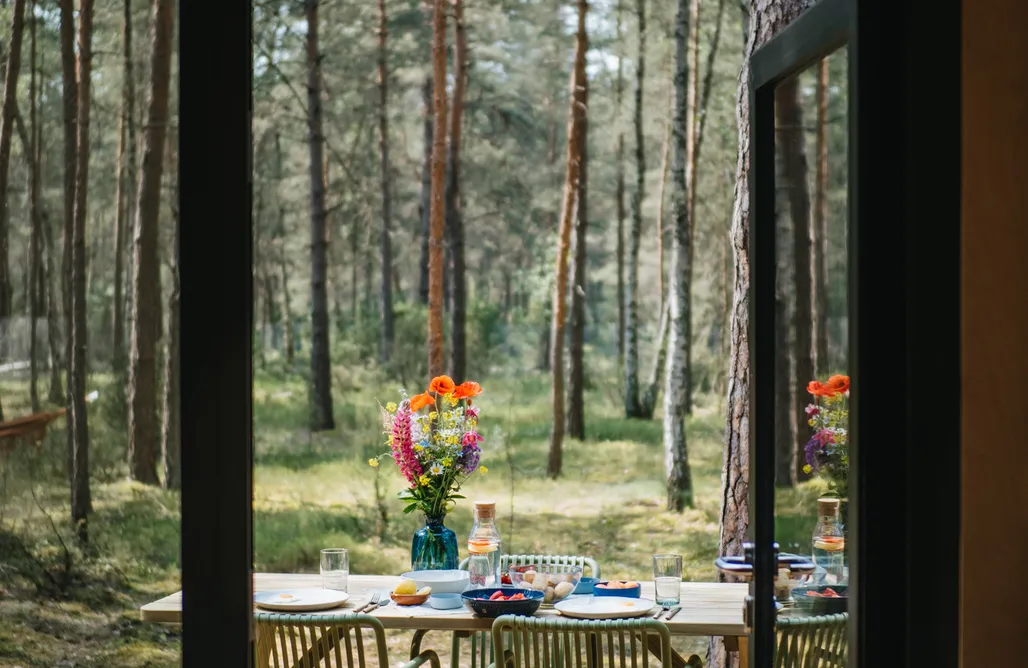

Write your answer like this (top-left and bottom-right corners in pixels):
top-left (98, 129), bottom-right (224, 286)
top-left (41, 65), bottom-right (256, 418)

top-left (254, 612), bottom-right (441, 668)
top-left (411, 554), bottom-right (601, 668)
top-left (775, 613), bottom-right (848, 668)
top-left (490, 615), bottom-right (674, 668)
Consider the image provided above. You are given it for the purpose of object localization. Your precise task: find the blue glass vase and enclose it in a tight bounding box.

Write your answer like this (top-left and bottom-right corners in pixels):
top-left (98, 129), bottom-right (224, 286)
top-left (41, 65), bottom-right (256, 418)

top-left (411, 514), bottom-right (458, 570)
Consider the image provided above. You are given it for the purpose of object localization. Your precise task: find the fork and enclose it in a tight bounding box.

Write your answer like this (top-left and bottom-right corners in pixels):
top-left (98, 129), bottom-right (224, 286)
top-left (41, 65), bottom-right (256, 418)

top-left (652, 605), bottom-right (670, 619)
top-left (355, 592), bottom-right (381, 613)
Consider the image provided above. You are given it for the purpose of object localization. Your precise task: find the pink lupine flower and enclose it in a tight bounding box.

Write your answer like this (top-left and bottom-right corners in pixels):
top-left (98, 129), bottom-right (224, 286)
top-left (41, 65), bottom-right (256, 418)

top-left (390, 401), bottom-right (422, 487)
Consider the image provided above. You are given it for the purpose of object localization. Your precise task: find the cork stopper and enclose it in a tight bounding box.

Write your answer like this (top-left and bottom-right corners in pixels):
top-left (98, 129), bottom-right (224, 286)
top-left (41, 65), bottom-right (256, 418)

top-left (473, 500), bottom-right (496, 519)
top-left (817, 498), bottom-right (841, 519)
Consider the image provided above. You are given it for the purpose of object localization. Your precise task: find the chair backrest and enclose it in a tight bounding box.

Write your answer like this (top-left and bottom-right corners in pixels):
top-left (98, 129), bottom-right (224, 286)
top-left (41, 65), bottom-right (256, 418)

top-left (492, 615), bottom-right (672, 668)
top-left (254, 612), bottom-right (389, 668)
top-left (458, 554), bottom-right (601, 579)
top-left (775, 613), bottom-right (848, 668)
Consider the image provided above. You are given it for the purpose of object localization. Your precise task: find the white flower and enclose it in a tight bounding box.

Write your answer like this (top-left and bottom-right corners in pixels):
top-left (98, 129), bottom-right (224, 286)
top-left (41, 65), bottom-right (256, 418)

top-left (429, 462), bottom-right (444, 476)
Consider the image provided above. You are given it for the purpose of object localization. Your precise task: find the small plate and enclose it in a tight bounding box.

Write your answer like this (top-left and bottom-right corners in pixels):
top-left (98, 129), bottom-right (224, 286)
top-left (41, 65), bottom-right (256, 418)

top-left (255, 589), bottom-right (350, 612)
top-left (554, 596), bottom-right (656, 620)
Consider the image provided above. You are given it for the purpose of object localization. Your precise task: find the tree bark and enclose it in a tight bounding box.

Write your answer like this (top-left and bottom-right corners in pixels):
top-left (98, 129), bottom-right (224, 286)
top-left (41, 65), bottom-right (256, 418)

top-left (272, 132), bottom-right (293, 366)
top-left (566, 23), bottom-right (589, 441)
top-left (682, 0), bottom-right (700, 415)
top-left (112, 0), bottom-right (133, 374)
top-left (427, 0), bottom-right (448, 380)
top-left (655, 73), bottom-right (672, 307)
top-left (663, 0), bottom-right (695, 513)
top-left (418, 74), bottom-right (432, 306)
top-left (547, 0), bottom-right (588, 479)
top-left (128, 0), bottom-right (173, 486)
top-left (28, 0), bottom-right (39, 412)
top-left (712, 1), bottom-right (810, 665)
top-left (305, 0), bottom-right (334, 430)
top-left (776, 75), bottom-right (814, 483)
top-left (58, 0), bottom-right (77, 473)
top-left (0, 0), bottom-right (26, 328)
top-left (376, 0), bottom-right (394, 362)
top-left (641, 298), bottom-right (670, 419)
top-left (624, 0), bottom-right (645, 418)
top-left (446, 0), bottom-right (468, 382)
top-left (69, 0), bottom-right (95, 538)
top-left (615, 0), bottom-right (626, 368)
top-left (161, 131), bottom-right (180, 490)
top-left (813, 57), bottom-right (829, 375)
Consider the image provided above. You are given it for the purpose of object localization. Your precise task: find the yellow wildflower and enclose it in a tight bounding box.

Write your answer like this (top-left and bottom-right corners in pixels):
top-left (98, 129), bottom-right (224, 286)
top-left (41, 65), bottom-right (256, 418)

top-left (414, 445), bottom-right (424, 452)
top-left (368, 458), bottom-right (380, 467)
top-left (386, 401), bottom-right (398, 412)
top-left (480, 466), bottom-right (488, 474)
top-left (429, 411), bottom-right (438, 420)
top-left (418, 475), bottom-right (431, 486)
top-left (802, 464), bottom-right (813, 474)
top-left (442, 458), bottom-right (452, 467)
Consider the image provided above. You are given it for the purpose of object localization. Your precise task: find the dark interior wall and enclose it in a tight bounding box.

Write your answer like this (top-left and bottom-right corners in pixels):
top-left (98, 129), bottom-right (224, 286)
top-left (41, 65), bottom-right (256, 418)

top-left (961, 0), bottom-right (1028, 664)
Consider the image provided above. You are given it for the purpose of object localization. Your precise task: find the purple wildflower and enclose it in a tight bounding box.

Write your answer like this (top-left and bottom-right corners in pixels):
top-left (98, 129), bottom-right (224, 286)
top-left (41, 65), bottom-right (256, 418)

top-left (458, 443), bottom-right (481, 474)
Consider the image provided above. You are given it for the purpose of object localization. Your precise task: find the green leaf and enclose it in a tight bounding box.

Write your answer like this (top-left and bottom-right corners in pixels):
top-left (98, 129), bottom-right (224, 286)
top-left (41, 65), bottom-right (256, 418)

top-left (403, 503), bottom-right (419, 514)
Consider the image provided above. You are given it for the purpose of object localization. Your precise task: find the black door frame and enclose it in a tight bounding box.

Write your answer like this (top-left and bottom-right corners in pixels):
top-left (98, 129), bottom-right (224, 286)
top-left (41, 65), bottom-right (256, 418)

top-left (747, 0), bottom-right (961, 667)
top-left (177, 0), bottom-right (960, 666)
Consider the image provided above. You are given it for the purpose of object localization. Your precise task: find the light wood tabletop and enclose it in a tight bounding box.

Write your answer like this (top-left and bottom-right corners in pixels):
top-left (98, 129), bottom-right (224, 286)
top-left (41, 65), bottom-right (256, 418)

top-left (141, 573), bottom-right (748, 639)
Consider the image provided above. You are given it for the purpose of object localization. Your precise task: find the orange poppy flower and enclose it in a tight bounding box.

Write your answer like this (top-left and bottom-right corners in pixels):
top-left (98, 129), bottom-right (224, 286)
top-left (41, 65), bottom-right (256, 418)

top-left (807, 380), bottom-right (829, 397)
top-left (410, 392), bottom-right (435, 412)
top-left (429, 375), bottom-right (456, 395)
top-left (824, 375), bottom-right (850, 395)
top-left (453, 381), bottom-right (483, 400)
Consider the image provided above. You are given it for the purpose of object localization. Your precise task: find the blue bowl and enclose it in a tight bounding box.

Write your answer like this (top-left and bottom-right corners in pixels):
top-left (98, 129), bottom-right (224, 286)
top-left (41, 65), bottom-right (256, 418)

top-left (575, 577), bottom-right (600, 595)
top-left (593, 582), bottom-right (642, 598)
top-left (461, 588), bottom-right (544, 618)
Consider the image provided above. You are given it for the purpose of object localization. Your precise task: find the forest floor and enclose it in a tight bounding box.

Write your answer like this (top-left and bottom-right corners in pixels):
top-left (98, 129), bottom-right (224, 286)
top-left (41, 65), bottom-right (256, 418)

top-left (0, 365), bottom-right (822, 667)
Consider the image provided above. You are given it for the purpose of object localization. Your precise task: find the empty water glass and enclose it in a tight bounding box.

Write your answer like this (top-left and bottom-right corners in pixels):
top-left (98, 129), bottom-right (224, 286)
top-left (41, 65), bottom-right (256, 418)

top-left (321, 548), bottom-right (349, 591)
top-left (653, 554), bottom-right (683, 606)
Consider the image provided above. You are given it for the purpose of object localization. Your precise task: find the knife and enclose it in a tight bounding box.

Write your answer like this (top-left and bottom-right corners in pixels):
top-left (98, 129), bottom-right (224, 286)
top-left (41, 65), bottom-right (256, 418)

top-left (664, 606), bottom-right (682, 620)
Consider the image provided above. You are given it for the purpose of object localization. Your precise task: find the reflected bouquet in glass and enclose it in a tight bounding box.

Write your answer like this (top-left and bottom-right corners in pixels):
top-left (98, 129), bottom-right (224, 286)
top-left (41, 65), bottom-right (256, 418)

top-left (803, 374), bottom-right (850, 497)
top-left (372, 375), bottom-right (488, 516)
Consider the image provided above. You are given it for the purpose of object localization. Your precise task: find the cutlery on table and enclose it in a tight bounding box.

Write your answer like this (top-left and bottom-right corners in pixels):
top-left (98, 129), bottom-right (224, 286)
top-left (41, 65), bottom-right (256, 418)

top-left (355, 592), bottom-right (380, 613)
top-left (652, 605), bottom-right (670, 619)
top-left (663, 606), bottom-right (682, 620)
top-left (366, 598), bottom-right (389, 613)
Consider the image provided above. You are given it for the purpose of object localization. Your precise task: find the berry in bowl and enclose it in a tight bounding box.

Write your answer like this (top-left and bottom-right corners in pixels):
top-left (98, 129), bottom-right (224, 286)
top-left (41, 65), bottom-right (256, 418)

top-left (507, 564), bottom-right (583, 605)
top-left (461, 588), bottom-right (544, 618)
top-left (594, 581), bottom-right (641, 598)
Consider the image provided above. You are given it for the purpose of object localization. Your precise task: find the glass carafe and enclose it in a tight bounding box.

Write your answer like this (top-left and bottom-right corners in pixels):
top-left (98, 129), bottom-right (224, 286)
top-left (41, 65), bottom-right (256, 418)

top-left (467, 500), bottom-right (502, 587)
top-left (812, 497), bottom-right (847, 584)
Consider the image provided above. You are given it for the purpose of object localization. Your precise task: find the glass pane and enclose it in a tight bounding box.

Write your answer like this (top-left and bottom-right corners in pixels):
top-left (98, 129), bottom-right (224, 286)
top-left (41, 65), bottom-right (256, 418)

top-left (772, 48), bottom-right (851, 630)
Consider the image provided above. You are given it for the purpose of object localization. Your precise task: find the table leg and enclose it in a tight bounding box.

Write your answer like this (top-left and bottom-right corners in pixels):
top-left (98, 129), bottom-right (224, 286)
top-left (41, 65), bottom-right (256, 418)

top-left (737, 637), bottom-right (748, 668)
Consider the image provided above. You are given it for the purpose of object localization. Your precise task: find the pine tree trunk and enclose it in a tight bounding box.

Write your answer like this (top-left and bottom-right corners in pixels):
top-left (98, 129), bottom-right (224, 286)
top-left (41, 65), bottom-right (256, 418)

top-left (305, 0), bottom-right (334, 430)
top-left (774, 281), bottom-right (795, 486)
top-left (446, 0), bottom-right (468, 382)
top-left (813, 57), bottom-right (829, 375)
top-left (615, 1), bottom-right (626, 369)
top-left (566, 33), bottom-right (589, 441)
top-left (624, 0), bottom-right (645, 418)
top-left (427, 0), bottom-right (448, 380)
top-left (712, 1), bottom-right (809, 665)
top-left (161, 133), bottom-right (179, 490)
top-left (280, 237), bottom-right (294, 365)
top-left (69, 0), bottom-right (95, 539)
top-left (776, 75), bottom-right (814, 483)
top-left (418, 74), bottom-right (432, 306)
top-left (28, 0), bottom-right (40, 412)
top-left (547, 0), bottom-right (588, 479)
top-left (655, 76), bottom-right (672, 307)
top-left (59, 0), bottom-right (77, 474)
top-left (663, 0), bottom-right (695, 513)
top-left (112, 0), bottom-right (133, 374)
top-left (128, 0), bottom-right (173, 486)
top-left (45, 208), bottom-right (63, 404)
top-left (0, 0), bottom-right (26, 328)
top-left (377, 0), bottom-right (394, 362)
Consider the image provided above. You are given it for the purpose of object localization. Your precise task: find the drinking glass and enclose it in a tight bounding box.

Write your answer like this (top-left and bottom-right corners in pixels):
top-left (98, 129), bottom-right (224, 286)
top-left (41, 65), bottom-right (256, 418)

top-left (653, 553), bottom-right (683, 606)
top-left (321, 548), bottom-right (349, 591)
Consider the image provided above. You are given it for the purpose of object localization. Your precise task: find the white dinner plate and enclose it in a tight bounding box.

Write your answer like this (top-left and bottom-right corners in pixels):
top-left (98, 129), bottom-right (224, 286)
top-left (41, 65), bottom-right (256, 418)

top-left (254, 588), bottom-right (350, 612)
top-left (554, 596), bottom-right (657, 620)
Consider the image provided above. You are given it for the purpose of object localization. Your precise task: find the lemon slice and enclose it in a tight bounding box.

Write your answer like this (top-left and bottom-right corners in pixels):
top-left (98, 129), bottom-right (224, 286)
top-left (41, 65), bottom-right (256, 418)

top-left (416, 586), bottom-right (432, 596)
top-left (394, 579), bottom-right (417, 595)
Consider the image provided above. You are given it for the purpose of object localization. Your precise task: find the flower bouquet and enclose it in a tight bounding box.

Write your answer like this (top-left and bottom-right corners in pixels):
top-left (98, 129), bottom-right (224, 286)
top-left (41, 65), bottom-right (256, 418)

top-left (803, 374), bottom-right (850, 498)
top-left (372, 375), bottom-right (487, 570)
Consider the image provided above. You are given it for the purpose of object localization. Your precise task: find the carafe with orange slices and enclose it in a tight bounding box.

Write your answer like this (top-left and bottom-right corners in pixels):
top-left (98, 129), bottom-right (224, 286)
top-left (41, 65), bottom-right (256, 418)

top-left (467, 500), bottom-right (502, 587)
top-left (812, 497), bottom-right (847, 584)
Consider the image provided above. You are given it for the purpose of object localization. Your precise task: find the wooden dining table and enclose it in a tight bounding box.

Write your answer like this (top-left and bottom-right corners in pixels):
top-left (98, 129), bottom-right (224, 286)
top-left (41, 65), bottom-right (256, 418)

top-left (141, 574), bottom-right (749, 668)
